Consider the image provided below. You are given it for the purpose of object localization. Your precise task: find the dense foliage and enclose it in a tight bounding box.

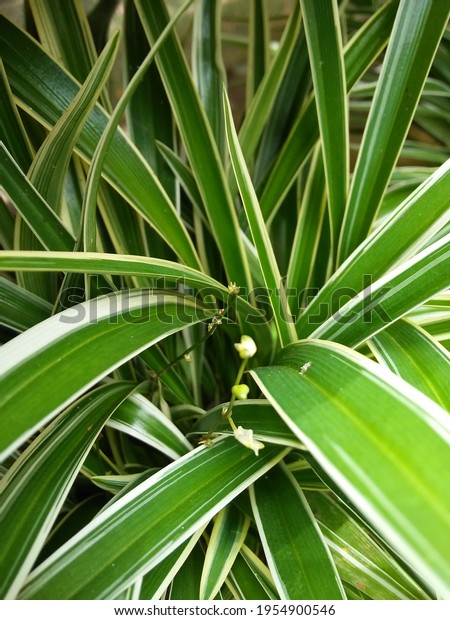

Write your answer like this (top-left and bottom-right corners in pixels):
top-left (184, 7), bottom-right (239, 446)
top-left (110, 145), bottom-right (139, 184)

top-left (1, 0), bottom-right (450, 600)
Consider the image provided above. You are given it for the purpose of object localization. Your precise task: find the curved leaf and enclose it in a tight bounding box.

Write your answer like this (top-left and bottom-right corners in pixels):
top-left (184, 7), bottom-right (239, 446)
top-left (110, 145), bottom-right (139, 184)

top-left (369, 319), bottom-right (450, 412)
top-left (0, 276), bottom-right (51, 332)
top-left (134, 0), bottom-right (251, 288)
top-left (223, 89), bottom-right (296, 346)
top-left (109, 393), bottom-right (192, 460)
top-left (252, 339), bottom-right (450, 597)
top-left (0, 250), bottom-right (261, 326)
top-left (0, 16), bottom-right (200, 268)
top-left (311, 232), bottom-right (450, 347)
top-left (0, 289), bottom-right (211, 460)
top-left (259, 0), bottom-right (398, 220)
top-left (297, 159), bottom-right (450, 338)
top-left (19, 438), bottom-right (288, 599)
top-left (0, 382), bottom-right (133, 599)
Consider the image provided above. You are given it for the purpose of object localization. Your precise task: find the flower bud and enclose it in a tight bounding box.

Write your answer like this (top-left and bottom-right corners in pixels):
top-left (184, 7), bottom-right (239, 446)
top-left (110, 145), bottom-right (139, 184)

top-left (231, 384), bottom-right (250, 400)
top-left (234, 335), bottom-right (257, 359)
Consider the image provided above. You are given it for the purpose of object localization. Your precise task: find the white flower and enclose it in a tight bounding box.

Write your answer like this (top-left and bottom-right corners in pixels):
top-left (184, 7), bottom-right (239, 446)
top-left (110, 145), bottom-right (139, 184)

top-left (233, 426), bottom-right (265, 456)
top-left (231, 384), bottom-right (250, 400)
top-left (234, 335), bottom-right (257, 359)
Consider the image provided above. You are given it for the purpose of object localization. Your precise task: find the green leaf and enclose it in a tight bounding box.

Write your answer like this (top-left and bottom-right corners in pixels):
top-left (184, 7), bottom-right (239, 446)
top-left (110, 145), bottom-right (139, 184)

top-left (238, 2), bottom-right (302, 168)
top-left (223, 89), bottom-right (296, 347)
top-left (300, 0), bottom-right (348, 262)
top-left (408, 294), bottom-right (450, 343)
top-left (193, 0), bottom-right (226, 154)
top-left (157, 141), bottom-right (206, 222)
top-left (109, 393), bottom-right (193, 460)
top-left (0, 382), bottom-right (133, 599)
top-left (199, 505), bottom-right (250, 600)
top-left (252, 339), bottom-right (450, 597)
top-left (338, 0), bottom-right (450, 262)
top-left (19, 439), bottom-right (288, 599)
top-left (28, 0), bottom-right (106, 90)
top-left (140, 537), bottom-right (202, 600)
top-left (0, 289), bottom-right (211, 460)
top-left (80, 0), bottom-right (194, 255)
top-left (0, 250), bottom-right (265, 331)
top-left (233, 545), bottom-right (278, 599)
top-left (251, 464), bottom-right (345, 599)
top-left (0, 59), bottom-right (33, 172)
top-left (0, 15), bottom-right (200, 268)
top-left (307, 493), bottom-right (429, 600)
top-left (0, 144), bottom-right (75, 251)
top-left (27, 25), bottom-right (120, 213)
top-left (286, 146), bottom-right (326, 299)
top-left (252, 31), bottom-right (309, 194)
top-left (169, 542), bottom-right (204, 600)
top-left (0, 276), bottom-right (51, 332)
top-left (246, 0), bottom-right (269, 108)
top-left (297, 159), bottom-right (450, 338)
top-left (259, 0), bottom-right (398, 220)
top-left (134, 0), bottom-right (251, 288)
top-left (124, 1), bottom-right (175, 199)
top-left (369, 319), bottom-right (450, 412)
top-left (0, 197), bottom-right (15, 251)
top-left (311, 232), bottom-right (450, 347)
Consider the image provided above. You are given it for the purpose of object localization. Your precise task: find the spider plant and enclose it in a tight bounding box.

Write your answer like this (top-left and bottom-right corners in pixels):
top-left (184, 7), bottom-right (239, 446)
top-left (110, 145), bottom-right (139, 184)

top-left (1, 0), bottom-right (450, 601)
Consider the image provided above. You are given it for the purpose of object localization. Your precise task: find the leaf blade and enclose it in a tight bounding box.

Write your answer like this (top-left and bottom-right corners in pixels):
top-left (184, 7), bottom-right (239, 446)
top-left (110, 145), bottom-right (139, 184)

top-left (19, 439), bottom-right (288, 599)
top-left (252, 340), bottom-right (450, 597)
top-left (251, 464), bottom-right (345, 600)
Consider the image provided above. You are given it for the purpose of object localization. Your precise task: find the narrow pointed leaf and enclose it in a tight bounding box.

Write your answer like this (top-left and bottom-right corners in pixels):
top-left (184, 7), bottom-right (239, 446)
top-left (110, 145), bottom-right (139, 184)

top-left (28, 0), bottom-right (104, 88)
top-left (338, 0), bottom-right (450, 262)
top-left (286, 146), bottom-right (326, 298)
top-left (169, 542), bottom-right (204, 600)
top-left (0, 16), bottom-right (200, 268)
top-left (140, 536), bottom-right (202, 601)
top-left (134, 0), bottom-right (251, 288)
top-left (246, 0), bottom-right (269, 107)
top-left (297, 159), bottom-right (450, 338)
top-left (307, 492), bottom-right (429, 600)
top-left (238, 3), bottom-right (302, 166)
top-left (193, 0), bottom-right (226, 153)
top-left (109, 393), bottom-right (192, 460)
top-left (0, 276), bottom-right (51, 332)
top-left (223, 90), bottom-right (296, 346)
top-left (200, 505), bottom-right (250, 600)
top-left (27, 30), bottom-right (120, 211)
top-left (0, 59), bottom-right (32, 172)
top-left (0, 145), bottom-right (75, 251)
top-left (251, 464), bottom-right (345, 599)
top-left (259, 0), bottom-right (398, 220)
top-left (311, 232), bottom-right (450, 347)
top-left (125, 1), bottom-right (175, 199)
top-left (300, 0), bottom-right (348, 259)
top-left (0, 251), bottom-right (259, 322)
top-left (82, 0), bottom-right (195, 255)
